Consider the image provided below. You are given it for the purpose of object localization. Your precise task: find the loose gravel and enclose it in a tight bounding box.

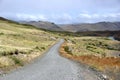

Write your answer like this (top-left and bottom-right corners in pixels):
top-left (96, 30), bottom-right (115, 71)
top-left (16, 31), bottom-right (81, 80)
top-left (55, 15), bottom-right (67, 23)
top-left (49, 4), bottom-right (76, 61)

top-left (0, 39), bottom-right (100, 80)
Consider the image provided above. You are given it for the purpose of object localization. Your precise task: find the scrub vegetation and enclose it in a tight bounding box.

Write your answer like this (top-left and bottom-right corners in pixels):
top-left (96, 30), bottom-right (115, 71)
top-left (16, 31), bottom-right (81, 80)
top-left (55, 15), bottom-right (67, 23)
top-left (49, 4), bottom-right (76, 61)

top-left (0, 19), bottom-right (58, 72)
top-left (1, 18), bottom-right (120, 80)
top-left (60, 36), bottom-right (120, 80)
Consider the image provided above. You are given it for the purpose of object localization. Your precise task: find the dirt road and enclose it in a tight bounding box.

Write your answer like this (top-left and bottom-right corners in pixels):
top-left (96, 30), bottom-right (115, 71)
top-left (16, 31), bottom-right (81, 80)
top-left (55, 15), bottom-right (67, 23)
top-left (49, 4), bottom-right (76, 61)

top-left (0, 39), bottom-right (100, 80)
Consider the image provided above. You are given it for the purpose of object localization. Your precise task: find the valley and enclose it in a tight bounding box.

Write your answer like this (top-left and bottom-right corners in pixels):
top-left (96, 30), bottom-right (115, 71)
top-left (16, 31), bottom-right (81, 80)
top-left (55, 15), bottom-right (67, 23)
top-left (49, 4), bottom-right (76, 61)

top-left (0, 17), bottom-right (120, 80)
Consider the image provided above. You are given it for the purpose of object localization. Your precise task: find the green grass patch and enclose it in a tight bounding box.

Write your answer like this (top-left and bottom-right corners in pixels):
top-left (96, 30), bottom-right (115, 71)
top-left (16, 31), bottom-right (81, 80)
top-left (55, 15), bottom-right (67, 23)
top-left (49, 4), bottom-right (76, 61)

top-left (10, 56), bottom-right (23, 66)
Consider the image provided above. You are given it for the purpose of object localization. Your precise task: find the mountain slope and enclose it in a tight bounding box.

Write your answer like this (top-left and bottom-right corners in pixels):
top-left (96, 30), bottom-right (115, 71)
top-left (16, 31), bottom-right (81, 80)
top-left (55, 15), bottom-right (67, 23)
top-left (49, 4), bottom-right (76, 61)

top-left (22, 21), bottom-right (64, 31)
top-left (0, 17), bottom-right (7, 21)
top-left (61, 22), bottom-right (120, 32)
top-left (0, 17), bottom-right (58, 72)
top-left (0, 39), bottom-right (99, 80)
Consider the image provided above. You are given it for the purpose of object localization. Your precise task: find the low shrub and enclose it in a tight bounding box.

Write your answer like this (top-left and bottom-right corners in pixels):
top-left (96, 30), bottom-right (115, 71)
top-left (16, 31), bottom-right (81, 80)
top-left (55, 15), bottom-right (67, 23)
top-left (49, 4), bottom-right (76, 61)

top-left (64, 46), bottom-right (72, 54)
top-left (11, 57), bottom-right (23, 66)
top-left (0, 32), bottom-right (4, 35)
top-left (41, 47), bottom-right (45, 50)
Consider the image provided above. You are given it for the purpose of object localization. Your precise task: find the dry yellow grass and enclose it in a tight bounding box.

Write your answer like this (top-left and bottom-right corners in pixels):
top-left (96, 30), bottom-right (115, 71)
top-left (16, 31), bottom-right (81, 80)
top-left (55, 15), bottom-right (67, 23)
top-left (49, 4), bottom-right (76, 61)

top-left (0, 20), bottom-right (58, 71)
top-left (60, 37), bottom-right (120, 80)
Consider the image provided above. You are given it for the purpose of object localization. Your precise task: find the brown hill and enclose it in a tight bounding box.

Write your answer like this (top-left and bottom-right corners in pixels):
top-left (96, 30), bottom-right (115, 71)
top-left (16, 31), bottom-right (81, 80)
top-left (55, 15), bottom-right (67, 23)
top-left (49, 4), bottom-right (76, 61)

top-left (22, 21), bottom-right (64, 31)
top-left (60, 22), bottom-right (120, 32)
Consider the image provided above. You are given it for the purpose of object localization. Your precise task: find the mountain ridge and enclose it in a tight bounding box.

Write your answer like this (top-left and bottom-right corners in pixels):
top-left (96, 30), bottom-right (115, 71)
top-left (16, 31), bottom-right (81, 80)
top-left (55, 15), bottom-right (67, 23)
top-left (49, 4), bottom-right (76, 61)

top-left (60, 22), bottom-right (120, 32)
top-left (1, 17), bottom-right (120, 32)
top-left (21, 21), bottom-right (64, 31)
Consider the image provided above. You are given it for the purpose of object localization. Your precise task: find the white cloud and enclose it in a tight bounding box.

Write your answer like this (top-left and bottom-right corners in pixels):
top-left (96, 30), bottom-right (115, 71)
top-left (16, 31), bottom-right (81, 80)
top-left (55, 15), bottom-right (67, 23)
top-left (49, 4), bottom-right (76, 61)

top-left (49, 13), bottom-right (73, 24)
top-left (79, 14), bottom-right (92, 18)
top-left (14, 13), bottom-right (120, 23)
top-left (102, 13), bottom-right (120, 18)
top-left (14, 13), bottom-right (73, 23)
top-left (0, 0), bottom-right (120, 24)
top-left (37, 15), bottom-right (47, 20)
top-left (51, 14), bottom-right (72, 20)
top-left (16, 14), bottom-right (47, 21)
top-left (79, 13), bottom-right (120, 19)
top-left (77, 13), bottom-right (120, 23)
top-left (1, 12), bottom-right (120, 23)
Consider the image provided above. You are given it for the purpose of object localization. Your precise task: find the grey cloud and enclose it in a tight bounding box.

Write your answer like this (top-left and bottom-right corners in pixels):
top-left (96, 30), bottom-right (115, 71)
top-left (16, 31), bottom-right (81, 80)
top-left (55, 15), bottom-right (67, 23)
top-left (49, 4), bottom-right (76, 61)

top-left (77, 13), bottom-right (120, 23)
top-left (0, 0), bottom-right (120, 23)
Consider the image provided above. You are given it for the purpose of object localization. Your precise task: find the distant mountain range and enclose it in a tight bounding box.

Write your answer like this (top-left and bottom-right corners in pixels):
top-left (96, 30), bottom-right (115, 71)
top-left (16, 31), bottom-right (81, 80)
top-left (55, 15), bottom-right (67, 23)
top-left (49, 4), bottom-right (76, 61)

top-left (21, 21), bottom-right (64, 31)
top-left (0, 17), bottom-right (120, 32)
top-left (22, 21), bottom-right (120, 32)
top-left (60, 22), bottom-right (120, 32)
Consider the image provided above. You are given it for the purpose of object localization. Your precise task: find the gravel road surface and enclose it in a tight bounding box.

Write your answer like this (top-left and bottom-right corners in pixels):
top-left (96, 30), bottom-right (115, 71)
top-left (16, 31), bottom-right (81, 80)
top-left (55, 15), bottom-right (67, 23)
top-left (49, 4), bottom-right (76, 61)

top-left (0, 39), bottom-right (100, 80)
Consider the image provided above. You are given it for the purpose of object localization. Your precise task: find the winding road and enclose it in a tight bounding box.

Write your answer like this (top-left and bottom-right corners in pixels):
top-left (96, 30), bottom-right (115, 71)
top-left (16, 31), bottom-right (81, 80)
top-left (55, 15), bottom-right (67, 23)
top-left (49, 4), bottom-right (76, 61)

top-left (0, 39), bottom-right (100, 80)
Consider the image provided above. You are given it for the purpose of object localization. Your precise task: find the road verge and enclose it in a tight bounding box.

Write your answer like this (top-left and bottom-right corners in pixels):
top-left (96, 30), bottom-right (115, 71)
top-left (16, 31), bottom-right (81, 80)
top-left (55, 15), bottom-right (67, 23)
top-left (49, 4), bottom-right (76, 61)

top-left (59, 41), bottom-right (109, 80)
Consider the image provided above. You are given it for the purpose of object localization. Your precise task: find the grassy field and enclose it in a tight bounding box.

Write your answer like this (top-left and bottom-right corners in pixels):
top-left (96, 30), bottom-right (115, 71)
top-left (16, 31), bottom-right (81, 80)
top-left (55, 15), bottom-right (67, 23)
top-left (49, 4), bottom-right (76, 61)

top-left (65, 37), bottom-right (120, 57)
top-left (60, 36), bottom-right (120, 80)
top-left (0, 20), bottom-right (58, 72)
top-left (1, 18), bottom-right (120, 79)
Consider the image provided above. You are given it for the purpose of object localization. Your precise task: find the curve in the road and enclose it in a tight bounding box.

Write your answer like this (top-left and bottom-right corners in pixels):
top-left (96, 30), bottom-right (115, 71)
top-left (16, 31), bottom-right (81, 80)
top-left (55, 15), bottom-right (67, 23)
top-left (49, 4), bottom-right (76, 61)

top-left (0, 39), bottom-right (100, 80)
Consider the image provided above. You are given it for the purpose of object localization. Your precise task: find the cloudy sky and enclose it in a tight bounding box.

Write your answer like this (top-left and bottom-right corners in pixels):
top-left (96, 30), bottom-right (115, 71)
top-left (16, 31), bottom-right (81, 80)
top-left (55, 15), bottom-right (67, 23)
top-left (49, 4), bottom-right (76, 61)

top-left (0, 0), bottom-right (120, 24)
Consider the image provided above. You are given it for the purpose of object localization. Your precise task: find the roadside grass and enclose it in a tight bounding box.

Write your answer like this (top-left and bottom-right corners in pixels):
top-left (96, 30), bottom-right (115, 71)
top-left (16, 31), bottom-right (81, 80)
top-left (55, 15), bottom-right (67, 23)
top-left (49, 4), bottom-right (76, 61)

top-left (60, 36), bottom-right (120, 80)
top-left (0, 20), bottom-right (58, 71)
top-left (64, 37), bottom-right (120, 57)
top-left (10, 56), bottom-right (24, 66)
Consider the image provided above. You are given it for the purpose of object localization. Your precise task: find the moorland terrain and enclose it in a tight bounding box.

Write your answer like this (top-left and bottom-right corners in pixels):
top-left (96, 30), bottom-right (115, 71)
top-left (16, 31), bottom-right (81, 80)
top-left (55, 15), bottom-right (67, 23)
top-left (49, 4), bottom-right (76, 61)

top-left (0, 17), bottom-right (120, 80)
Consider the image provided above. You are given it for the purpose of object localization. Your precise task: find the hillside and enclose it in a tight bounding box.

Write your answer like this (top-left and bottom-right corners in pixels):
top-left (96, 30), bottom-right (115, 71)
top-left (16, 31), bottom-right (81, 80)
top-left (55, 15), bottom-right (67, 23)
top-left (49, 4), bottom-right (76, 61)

top-left (21, 21), bottom-right (64, 31)
top-left (60, 36), bottom-right (120, 80)
top-left (0, 17), bottom-right (58, 73)
top-left (0, 17), bottom-right (7, 21)
top-left (61, 22), bottom-right (120, 32)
